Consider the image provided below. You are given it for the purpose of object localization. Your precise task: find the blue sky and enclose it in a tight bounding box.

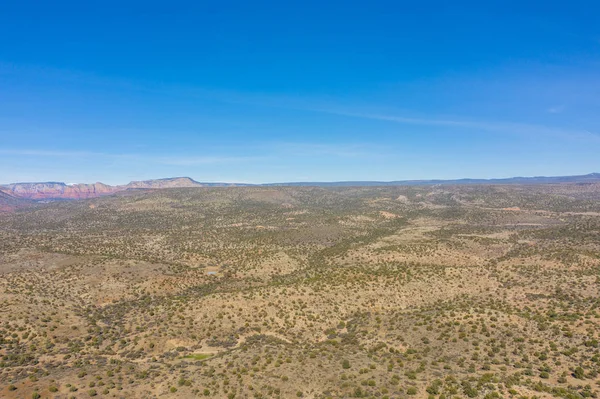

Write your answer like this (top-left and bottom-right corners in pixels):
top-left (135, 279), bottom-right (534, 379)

top-left (1, 1), bottom-right (599, 184)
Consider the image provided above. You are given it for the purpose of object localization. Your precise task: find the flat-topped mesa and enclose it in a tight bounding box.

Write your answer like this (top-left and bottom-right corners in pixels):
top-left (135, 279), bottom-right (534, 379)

top-left (125, 177), bottom-right (203, 189)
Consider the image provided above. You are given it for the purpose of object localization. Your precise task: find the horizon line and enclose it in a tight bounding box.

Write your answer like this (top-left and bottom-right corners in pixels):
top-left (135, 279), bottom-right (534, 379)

top-left (2, 172), bottom-right (600, 187)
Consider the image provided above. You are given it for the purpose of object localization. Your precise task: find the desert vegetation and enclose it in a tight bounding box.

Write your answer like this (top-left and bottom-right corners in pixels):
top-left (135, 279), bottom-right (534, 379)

top-left (1, 184), bottom-right (600, 398)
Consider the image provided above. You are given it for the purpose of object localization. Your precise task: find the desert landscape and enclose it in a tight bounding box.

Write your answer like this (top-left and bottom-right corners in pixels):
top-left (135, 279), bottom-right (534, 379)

top-left (1, 182), bottom-right (600, 398)
top-left (3, 1), bottom-right (597, 397)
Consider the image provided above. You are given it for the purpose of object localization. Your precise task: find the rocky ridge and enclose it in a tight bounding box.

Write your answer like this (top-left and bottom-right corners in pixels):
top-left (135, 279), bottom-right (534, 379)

top-left (0, 177), bottom-right (211, 200)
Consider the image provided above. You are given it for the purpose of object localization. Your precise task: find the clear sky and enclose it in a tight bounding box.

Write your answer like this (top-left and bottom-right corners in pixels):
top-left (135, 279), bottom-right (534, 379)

top-left (1, 1), bottom-right (599, 184)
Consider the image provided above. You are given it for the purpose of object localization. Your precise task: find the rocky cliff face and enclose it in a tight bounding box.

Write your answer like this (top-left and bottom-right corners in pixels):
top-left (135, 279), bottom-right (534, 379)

top-left (0, 182), bottom-right (120, 200)
top-left (0, 177), bottom-right (209, 200)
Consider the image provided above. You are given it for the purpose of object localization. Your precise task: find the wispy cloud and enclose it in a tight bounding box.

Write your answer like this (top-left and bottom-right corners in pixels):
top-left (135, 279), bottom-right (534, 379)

top-left (302, 108), bottom-right (600, 144)
top-left (547, 105), bottom-right (566, 114)
top-left (0, 148), bottom-right (262, 165)
top-left (174, 89), bottom-right (600, 144)
top-left (268, 142), bottom-right (385, 158)
top-left (0, 131), bottom-right (389, 163)
top-left (4, 62), bottom-right (599, 145)
top-left (156, 155), bottom-right (264, 166)
top-left (0, 149), bottom-right (106, 157)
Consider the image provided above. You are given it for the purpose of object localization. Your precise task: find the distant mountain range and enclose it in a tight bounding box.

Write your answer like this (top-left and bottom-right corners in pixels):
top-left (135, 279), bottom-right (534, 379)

top-left (1, 173), bottom-right (600, 201)
top-left (266, 172), bottom-right (600, 187)
top-left (0, 177), bottom-right (245, 201)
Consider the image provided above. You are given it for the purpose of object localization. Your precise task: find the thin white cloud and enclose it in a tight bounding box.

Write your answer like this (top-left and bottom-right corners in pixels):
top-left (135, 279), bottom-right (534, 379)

top-left (176, 90), bottom-right (600, 144)
top-left (156, 155), bottom-right (265, 166)
top-left (0, 140), bottom-right (386, 163)
top-left (0, 149), bottom-right (104, 157)
top-left (268, 142), bottom-right (385, 158)
top-left (305, 109), bottom-right (600, 144)
top-left (0, 149), bottom-right (262, 165)
top-left (547, 105), bottom-right (566, 114)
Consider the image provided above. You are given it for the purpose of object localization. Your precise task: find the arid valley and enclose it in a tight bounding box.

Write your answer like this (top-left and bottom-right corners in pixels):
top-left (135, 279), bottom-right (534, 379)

top-left (1, 183), bottom-right (600, 398)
